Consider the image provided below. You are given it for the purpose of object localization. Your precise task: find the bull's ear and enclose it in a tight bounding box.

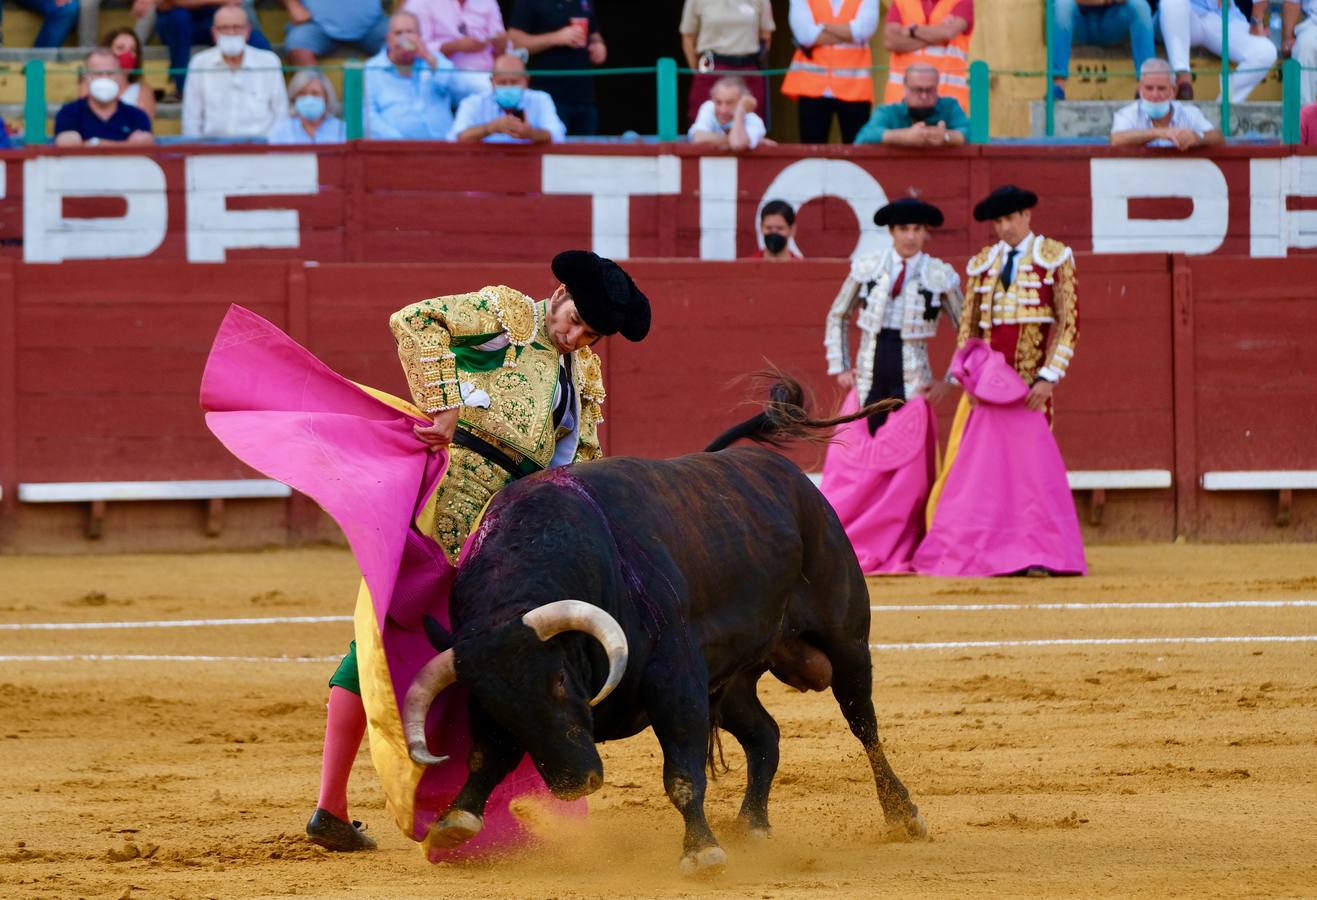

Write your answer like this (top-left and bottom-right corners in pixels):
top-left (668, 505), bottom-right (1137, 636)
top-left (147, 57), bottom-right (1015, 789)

top-left (423, 615), bottom-right (453, 652)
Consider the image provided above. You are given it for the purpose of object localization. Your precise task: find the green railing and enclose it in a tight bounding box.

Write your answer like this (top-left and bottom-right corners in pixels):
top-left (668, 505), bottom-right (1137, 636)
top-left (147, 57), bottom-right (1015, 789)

top-left (11, 55), bottom-right (1313, 145)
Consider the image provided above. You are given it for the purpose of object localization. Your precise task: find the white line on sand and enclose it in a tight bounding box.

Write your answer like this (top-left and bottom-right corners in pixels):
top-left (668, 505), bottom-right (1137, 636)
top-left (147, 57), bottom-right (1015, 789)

top-left (1, 637), bottom-right (1314, 663)
top-left (0, 654), bottom-right (342, 663)
top-left (0, 615), bottom-right (353, 631)
top-left (871, 600), bottom-right (1317, 613)
top-left (869, 635), bottom-right (1317, 651)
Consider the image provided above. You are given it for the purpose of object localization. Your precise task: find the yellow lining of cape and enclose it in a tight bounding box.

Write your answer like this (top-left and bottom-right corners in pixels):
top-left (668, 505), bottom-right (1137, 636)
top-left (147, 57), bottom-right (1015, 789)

top-left (925, 392), bottom-right (971, 530)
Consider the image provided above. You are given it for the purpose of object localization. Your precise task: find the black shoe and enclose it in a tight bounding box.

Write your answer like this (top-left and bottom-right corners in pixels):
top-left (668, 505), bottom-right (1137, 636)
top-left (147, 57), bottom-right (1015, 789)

top-left (306, 808), bottom-right (377, 852)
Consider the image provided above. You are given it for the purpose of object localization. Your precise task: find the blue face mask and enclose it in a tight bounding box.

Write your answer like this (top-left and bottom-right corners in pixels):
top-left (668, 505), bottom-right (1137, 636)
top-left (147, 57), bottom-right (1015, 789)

top-left (295, 94), bottom-right (326, 122)
top-left (494, 85), bottom-right (525, 111)
top-left (1140, 97), bottom-right (1171, 120)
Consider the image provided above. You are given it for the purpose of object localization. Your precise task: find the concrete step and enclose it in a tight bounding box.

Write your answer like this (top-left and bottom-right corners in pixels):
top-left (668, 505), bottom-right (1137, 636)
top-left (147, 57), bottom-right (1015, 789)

top-left (1029, 99), bottom-right (1284, 139)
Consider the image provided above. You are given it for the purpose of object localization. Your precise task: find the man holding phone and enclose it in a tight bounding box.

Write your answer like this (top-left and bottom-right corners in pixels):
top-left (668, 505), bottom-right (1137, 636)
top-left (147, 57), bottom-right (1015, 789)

top-left (450, 51), bottom-right (567, 142)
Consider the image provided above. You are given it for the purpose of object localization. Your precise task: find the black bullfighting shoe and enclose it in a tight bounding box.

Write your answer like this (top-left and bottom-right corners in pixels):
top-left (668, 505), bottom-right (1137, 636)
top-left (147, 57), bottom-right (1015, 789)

top-left (306, 808), bottom-right (378, 852)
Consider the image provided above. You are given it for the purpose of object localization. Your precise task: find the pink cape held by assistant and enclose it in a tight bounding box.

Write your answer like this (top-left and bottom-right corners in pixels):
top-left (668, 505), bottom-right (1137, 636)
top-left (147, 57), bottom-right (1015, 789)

top-left (912, 339), bottom-right (1087, 577)
top-left (198, 304), bottom-right (583, 862)
top-left (818, 392), bottom-right (938, 574)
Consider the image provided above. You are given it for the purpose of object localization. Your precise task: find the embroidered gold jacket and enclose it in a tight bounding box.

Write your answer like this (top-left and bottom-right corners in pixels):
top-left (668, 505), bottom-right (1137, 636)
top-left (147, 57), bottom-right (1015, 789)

top-left (389, 285), bottom-right (605, 470)
top-left (959, 234), bottom-right (1079, 384)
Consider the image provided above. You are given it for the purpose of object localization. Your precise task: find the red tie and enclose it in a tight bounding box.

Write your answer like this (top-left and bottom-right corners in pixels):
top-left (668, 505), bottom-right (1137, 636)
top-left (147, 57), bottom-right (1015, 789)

top-left (891, 260), bottom-right (906, 297)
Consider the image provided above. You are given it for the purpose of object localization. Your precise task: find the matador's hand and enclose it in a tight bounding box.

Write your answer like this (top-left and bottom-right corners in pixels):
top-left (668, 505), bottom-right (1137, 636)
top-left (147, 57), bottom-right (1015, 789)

top-left (1026, 379), bottom-right (1054, 412)
top-left (414, 407), bottom-right (459, 450)
top-left (835, 370), bottom-right (855, 391)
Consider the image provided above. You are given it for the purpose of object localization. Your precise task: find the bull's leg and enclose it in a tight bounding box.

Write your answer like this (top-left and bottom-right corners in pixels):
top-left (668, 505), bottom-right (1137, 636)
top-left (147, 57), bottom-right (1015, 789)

top-left (645, 672), bottom-right (726, 874)
top-left (718, 670), bottom-right (779, 837)
top-left (430, 702), bottom-right (525, 849)
top-left (824, 637), bottom-right (927, 841)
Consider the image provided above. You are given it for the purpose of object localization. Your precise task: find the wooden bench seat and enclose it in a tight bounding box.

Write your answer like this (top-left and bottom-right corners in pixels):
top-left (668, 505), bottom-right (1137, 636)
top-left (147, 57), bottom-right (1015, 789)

top-left (1201, 471), bottom-right (1317, 526)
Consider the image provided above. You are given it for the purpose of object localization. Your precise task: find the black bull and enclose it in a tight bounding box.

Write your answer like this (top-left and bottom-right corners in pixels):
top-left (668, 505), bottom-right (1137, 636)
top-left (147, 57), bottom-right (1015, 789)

top-left (403, 382), bottom-right (926, 872)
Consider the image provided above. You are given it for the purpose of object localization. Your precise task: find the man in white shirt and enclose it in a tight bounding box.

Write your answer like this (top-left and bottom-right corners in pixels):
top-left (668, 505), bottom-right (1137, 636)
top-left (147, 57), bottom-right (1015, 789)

top-left (1284, 0), bottom-right (1317, 104)
top-left (1111, 58), bottom-right (1225, 149)
top-left (450, 52), bottom-right (566, 143)
top-left (688, 75), bottom-right (769, 151)
top-left (181, 5), bottom-right (288, 139)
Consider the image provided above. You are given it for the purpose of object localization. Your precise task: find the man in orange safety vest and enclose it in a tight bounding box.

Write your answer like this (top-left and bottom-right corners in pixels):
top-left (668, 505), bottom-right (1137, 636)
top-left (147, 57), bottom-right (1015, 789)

top-left (882, 0), bottom-right (973, 111)
top-left (782, 0), bottom-right (880, 143)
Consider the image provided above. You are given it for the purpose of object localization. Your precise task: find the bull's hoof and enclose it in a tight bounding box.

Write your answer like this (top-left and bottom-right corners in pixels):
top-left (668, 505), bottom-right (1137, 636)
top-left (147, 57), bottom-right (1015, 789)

top-left (430, 810), bottom-right (484, 848)
top-left (886, 809), bottom-right (928, 842)
top-left (679, 845), bottom-right (727, 876)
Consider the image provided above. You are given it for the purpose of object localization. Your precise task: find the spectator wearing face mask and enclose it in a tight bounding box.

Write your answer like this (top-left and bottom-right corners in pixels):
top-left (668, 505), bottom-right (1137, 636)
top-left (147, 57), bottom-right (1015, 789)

top-left (688, 75), bottom-right (768, 150)
top-left (55, 49), bottom-right (154, 147)
top-left (269, 68), bottom-right (346, 145)
top-left (450, 52), bottom-right (566, 143)
top-left (853, 63), bottom-right (967, 145)
top-left (1110, 58), bottom-right (1224, 148)
top-left (744, 199), bottom-right (803, 260)
top-left (365, 11), bottom-right (457, 140)
top-left (153, 0), bottom-right (273, 94)
top-left (181, 5), bottom-right (288, 140)
top-left (101, 28), bottom-right (156, 123)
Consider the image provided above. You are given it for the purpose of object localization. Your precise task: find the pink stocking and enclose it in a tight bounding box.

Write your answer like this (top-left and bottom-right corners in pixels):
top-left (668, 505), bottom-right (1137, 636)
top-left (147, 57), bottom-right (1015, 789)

top-left (316, 686), bottom-right (367, 820)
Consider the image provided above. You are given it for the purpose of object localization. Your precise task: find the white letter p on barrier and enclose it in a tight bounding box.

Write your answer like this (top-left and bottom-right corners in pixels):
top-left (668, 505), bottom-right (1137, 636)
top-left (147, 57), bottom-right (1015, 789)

top-left (23, 156), bottom-right (167, 263)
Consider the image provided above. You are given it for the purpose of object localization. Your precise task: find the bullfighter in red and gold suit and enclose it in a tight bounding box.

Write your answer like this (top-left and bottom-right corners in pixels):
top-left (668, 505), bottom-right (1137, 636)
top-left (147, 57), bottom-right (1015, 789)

top-left (920, 184), bottom-right (1086, 576)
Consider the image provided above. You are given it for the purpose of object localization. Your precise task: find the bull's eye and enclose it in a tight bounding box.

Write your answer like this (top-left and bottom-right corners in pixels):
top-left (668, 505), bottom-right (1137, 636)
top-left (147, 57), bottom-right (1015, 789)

top-left (550, 670), bottom-right (568, 701)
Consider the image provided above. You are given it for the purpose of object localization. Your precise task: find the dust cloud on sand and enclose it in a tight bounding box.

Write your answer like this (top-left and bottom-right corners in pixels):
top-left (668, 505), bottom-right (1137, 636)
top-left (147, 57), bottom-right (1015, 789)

top-left (1, 544), bottom-right (1315, 898)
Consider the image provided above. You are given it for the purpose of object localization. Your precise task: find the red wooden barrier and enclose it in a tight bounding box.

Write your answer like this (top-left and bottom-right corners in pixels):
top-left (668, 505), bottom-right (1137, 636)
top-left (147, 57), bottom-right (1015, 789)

top-left (0, 256), bottom-right (1313, 550)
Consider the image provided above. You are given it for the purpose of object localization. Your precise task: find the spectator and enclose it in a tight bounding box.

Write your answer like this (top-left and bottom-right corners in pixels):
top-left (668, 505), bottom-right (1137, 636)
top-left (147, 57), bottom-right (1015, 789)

top-left (403, 0), bottom-right (507, 103)
top-left (54, 50), bottom-right (153, 147)
top-left (782, 0), bottom-right (879, 144)
top-left (450, 51), bottom-right (565, 143)
top-left (0, 0), bottom-right (79, 49)
top-left (1302, 99), bottom-right (1317, 144)
top-left (78, 0), bottom-right (155, 49)
top-left (268, 68), bottom-right (345, 145)
top-left (688, 75), bottom-right (769, 150)
top-left (1159, 0), bottom-right (1277, 100)
top-left (365, 11), bottom-right (457, 140)
top-left (1050, 0), bottom-right (1155, 100)
top-left (155, 0), bottom-right (273, 94)
top-left (283, 0), bottom-right (389, 70)
top-left (854, 63), bottom-right (968, 145)
top-left (1283, 0), bottom-right (1317, 105)
top-left (507, 0), bottom-right (608, 136)
top-left (102, 27), bottom-right (157, 123)
top-left (745, 200), bottom-right (803, 260)
top-left (181, 5), bottom-right (287, 140)
top-left (678, 0), bottom-right (773, 127)
top-left (882, 0), bottom-right (972, 110)
top-left (1110, 58), bottom-right (1225, 147)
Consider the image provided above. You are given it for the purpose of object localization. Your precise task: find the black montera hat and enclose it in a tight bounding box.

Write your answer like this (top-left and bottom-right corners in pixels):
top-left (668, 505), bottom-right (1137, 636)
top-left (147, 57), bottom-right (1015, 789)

top-left (551, 250), bottom-right (651, 342)
top-left (874, 197), bottom-right (944, 228)
top-left (973, 184), bottom-right (1038, 222)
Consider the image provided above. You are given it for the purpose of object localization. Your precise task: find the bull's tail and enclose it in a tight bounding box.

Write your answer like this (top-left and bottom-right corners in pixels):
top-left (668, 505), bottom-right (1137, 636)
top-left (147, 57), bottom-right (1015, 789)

top-left (703, 369), bottom-right (899, 453)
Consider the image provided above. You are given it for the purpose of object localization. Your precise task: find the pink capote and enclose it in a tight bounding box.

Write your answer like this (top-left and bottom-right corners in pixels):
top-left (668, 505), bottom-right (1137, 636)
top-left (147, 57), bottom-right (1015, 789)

top-left (818, 392), bottom-right (937, 574)
top-left (200, 305), bottom-right (581, 860)
top-left (912, 339), bottom-right (1087, 577)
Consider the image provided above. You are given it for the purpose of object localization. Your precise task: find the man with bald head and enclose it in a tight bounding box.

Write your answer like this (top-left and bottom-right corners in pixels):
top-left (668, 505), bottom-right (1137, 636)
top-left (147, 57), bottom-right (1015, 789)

top-left (154, 0), bottom-right (273, 94)
top-left (1111, 58), bottom-right (1223, 149)
top-left (181, 4), bottom-right (287, 138)
top-left (854, 63), bottom-right (968, 146)
top-left (450, 52), bottom-right (566, 143)
top-left (365, 10), bottom-right (458, 140)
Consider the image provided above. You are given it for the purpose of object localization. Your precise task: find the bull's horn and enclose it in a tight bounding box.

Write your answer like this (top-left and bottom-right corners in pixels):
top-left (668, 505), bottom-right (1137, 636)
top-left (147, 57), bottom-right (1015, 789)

top-left (403, 648), bottom-right (457, 766)
top-left (522, 600), bottom-right (628, 707)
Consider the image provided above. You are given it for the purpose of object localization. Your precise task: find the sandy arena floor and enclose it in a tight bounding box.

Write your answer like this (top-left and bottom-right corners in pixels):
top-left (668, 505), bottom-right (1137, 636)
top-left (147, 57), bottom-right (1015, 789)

top-left (1, 544), bottom-right (1315, 899)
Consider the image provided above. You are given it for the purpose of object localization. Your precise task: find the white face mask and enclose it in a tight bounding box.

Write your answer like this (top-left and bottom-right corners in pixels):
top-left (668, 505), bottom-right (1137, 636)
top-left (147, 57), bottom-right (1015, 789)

top-left (88, 77), bottom-right (120, 104)
top-left (216, 33), bottom-right (247, 57)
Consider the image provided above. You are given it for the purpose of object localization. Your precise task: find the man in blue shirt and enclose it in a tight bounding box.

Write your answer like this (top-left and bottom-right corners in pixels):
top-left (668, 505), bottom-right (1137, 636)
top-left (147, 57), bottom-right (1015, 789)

top-left (450, 52), bottom-right (567, 143)
top-left (365, 10), bottom-right (456, 140)
top-left (853, 63), bottom-right (967, 146)
top-left (283, 0), bottom-right (389, 70)
top-left (54, 49), bottom-right (154, 147)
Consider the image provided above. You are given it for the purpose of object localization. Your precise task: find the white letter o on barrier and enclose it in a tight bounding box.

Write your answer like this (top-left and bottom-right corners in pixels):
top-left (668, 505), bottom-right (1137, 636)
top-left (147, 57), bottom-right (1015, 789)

top-left (756, 159), bottom-right (889, 258)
